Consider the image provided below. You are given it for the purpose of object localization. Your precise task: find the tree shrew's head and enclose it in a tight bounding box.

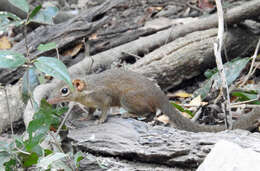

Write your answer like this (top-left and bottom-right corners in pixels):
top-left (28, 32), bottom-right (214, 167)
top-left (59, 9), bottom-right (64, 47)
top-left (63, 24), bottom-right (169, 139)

top-left (47, 79), bottom-right (85, 104)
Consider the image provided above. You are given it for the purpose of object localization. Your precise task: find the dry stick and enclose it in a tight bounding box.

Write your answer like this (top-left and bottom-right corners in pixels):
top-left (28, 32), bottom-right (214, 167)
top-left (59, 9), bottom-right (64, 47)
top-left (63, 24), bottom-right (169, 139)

top-left (186, 1), bottom-right (204, 13)
top-left (230, 104), bottom-right (260, 109)
top-left (214, 0), bottom-right (232, 129)
top-left (48, 132), bottom-right (75, 170)
top-left (121, 51), bottom-right (141, 59)
top-left (241, 38), bottom-right (260, 86)
top-left (3, 88), bottom-right (14, 135)
top-left (56, 102), bottom-right (75, 135)
top-left (24, 13), bottom-right (30, 58)
top-left (66, 0), bottom-right (260, 78)
top-left (231, 98), bottom-right (258, 106)
top-left (191, 107), bottom-right (202, 122)
top-left (56, 47), bottom-right (60, 60)
top-left (82, 38), bottom-right (94, 73)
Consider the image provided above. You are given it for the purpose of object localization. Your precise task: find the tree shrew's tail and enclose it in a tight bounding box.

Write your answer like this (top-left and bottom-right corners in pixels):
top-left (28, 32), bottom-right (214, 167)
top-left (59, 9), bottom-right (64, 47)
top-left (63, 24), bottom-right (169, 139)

top-left (162, 100), bottom-right (260, 132)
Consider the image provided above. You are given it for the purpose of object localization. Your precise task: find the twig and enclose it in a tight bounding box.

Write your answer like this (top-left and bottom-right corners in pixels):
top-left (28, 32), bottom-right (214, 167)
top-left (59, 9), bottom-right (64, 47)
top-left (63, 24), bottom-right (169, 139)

top-left (214, 0), bottom-right (232, 129)
top-left (15, 147), bottom-right (30, 155)
top-left (177, 104), bottom-right (202, 107)
top-left (48, 132), bottom-right (75, 170)
top-left (191, 107), bottom-right (202, 122)
top-left (23, 14), bottom-right (30, 58)
top-left (56, 102), bottom-right (75, 135)
top-left (4, 87), bottom-right (14, 135)
top-left (121, 51), bottom-right (141, 59)
top-left (241, 38), bottom-right (260, 86)
top-left (56, 47), bottom-right (60, 60)
top-left (231, 98), bottom-right (258, 106)
top-left (230, 104), bottom-right (260, 109)
top-left (82, 38), bottom-right (90, 57)
top-left (186, 1), bottom-right (204, 13)
top-left (82, 38), bottom-right (94, 73)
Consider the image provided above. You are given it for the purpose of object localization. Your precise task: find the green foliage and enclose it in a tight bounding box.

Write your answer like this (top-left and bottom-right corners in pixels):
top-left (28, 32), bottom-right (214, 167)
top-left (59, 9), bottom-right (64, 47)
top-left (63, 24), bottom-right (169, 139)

top-left (23, 152), bottom-right (39, 167)
top-left (1, 0), bottom-right (58, 32)
top-left (30, 6), bottom-right (59, 25)
top-left (170, 102), bottom-right (193, 117)
top-left (0, 11), bottom-right (21, 21)
top-left (34, 57), bottom-right (74, 90)
top-left (232, 91), bottom-right (260, 104)
top-left (0, 11), bottom-right (23, 32)
top-left (37, 152), bottom-right (67, 170)
top-left (204, 67), bottom-right (218, 78)
top-left (29, 5), bottom-right (42, 20)
top-left (0, 50), bottom-right (26, 69)
top-left (194, 57), bottom-right (250, 99)
top-left (8, 0), bottom-right (29, 13)
top-left (74, 151), bottom-right (84, 168)
top-left (26, 99), bottom-right (62, 148)
top-left (22, 67), bottom-right (40, 103)
top-left (0, 0), bottom-right (84, 170)
top-left (37, 42), bottom-right (57, 52)
top-left (0, 100), bottom-right (84, 170)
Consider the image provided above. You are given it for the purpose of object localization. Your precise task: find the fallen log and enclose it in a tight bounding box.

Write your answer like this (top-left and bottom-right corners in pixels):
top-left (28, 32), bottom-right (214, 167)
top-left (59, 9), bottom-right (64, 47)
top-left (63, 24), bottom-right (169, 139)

top-left (68, 116), bottom-right (260, 169)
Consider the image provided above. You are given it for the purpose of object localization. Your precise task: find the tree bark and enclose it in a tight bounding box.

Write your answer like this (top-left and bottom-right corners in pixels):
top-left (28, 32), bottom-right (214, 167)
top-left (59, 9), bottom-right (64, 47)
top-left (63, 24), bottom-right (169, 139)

top-left (68, 117), bottom-right (260, 169)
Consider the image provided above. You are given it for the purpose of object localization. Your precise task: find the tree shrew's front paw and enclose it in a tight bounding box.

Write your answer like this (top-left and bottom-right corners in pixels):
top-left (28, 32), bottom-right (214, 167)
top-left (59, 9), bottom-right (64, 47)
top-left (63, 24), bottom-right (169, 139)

top-left (95, 117), bottom-right (107, 124)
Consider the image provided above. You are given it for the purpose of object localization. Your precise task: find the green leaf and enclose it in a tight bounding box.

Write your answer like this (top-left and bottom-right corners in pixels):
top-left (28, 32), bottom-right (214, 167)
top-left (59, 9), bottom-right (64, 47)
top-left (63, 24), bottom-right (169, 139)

top-left (0, 11), bottom-right (21, 21)
top-left (14, 136), bottom-right (25, 149)
top-left (74, 151), bottom-right (84, 168)
top-left (37, 42), bottom-right (57, 52)
top-left (0, 11), bottom-right (23, 32)
top-left (8, 0), bottom-right (29, 13)
top-left (0, 50), bottom-right (26, 69)
top-left (34, 57), bottom-right (73, 90)
top-left (44, 149), bottom-right (53, 156)
top-left (25, 127), bottom-right (48, 152)
top-left (194, 57), bottom-right (250, 99)
top-left (170, 102), bottom-right (193, 117)
top-left (231, 91), bottom-right (260, 104)
top-left (26, 99), bottom-right (66, 152)
top-left (0, 151), bottom-right (11, 167)
top-left (3, 158), bottom-right (16, 171)
top-left (204, 68), bottom-right (218, 78)
top-left (30, 6), bottom-right (58, 25)
top-left (29, 5), bottom-right (42, 20)
top-left (22, 67), bottom-right (40, 103)
top-left (37, 153), bottom-right (67, 170)
top-left (232, 91), bottom-right (257, 100)
top-left (23, 152), bottom-right (39, 167)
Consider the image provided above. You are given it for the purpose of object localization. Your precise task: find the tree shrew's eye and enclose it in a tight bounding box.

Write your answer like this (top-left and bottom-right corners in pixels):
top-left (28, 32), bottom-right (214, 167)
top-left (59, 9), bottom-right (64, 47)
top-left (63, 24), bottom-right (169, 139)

top-left (61, 87), bottom-right (70, 96)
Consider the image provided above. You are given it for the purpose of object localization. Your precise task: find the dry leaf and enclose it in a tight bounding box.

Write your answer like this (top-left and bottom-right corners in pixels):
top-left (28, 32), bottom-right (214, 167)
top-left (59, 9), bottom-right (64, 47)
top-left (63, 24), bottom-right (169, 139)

top-left (172, 90), bottom-right (192, 98)
top-left (89, 33), bottom-right (98, 40)
top-left (182, 112), bottom-right (192, 119)
top-left (198, 0), bottom-right (214, 9)
top-left (190, 95), bottom-right (202, 106)
top-left (154, 7), bottom-right (163, 10)
top-left (0, 36), bottom-right (11, 50)
top-left (156, 114), bottom-right (169, 124)
top-left (62, 43), bottom-right (83, 57)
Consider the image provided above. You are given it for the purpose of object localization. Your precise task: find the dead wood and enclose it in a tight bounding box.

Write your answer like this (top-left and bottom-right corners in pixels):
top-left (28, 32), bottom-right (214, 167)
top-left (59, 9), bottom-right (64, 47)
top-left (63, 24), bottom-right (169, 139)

top-left (129, 27), bottom-right (257, 88)
top-left (0, 83), bottom-right (24, 133)
top-left (68, 0), bottom-right (260, 81)
top-left (1, 0), bottom-right (260, 85)
top-left (0, 0), bottom-right (125, 85)
top-left (68, 116), bottom-right (260, 169)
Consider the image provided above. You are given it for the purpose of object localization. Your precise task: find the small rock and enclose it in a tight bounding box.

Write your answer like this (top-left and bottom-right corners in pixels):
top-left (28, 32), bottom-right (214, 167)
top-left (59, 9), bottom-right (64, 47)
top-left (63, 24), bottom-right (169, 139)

top-left (197, 140), bottom-right (260, 171)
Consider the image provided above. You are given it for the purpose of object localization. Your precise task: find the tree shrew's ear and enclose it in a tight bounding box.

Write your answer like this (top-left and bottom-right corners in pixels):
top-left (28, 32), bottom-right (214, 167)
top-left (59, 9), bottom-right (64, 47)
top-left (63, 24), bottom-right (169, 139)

top-left (72, 79), bottom-right (85, 91)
